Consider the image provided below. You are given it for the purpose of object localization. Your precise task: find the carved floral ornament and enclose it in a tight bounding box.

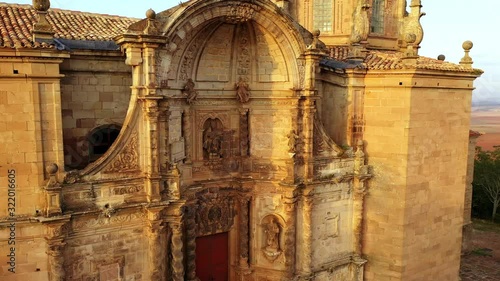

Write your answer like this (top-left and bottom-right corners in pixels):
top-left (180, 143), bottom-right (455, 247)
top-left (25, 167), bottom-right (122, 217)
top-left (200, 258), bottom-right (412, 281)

top-left (224, 2), bottom-right (262, 24)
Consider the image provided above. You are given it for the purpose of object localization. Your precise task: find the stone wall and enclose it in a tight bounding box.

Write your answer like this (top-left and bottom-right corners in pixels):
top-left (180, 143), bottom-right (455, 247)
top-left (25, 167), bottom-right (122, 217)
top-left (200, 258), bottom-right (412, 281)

top-left (60, 52), bottom-right (131, 169)
top-left (362, 72), bottom-right (475, 280)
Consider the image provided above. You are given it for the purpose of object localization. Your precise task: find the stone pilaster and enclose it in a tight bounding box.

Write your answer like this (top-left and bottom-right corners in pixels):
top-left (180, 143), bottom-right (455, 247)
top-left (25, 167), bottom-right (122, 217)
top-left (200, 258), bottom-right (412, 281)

top-left (42, 218), bottom-right (70, 281)
top-left (146, 208), bottom-right (168, 281)
top-left (301, 196), bottom-right (313, 274)
top-left (183, 108), bottom-right (193, 163)
top-left (283, 193), bottom-right (298, 278)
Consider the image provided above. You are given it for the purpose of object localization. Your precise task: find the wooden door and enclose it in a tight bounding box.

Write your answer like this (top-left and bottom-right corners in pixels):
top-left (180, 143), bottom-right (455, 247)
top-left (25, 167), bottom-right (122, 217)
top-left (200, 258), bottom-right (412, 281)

top-left (195, 232), bottom-right (229, 281)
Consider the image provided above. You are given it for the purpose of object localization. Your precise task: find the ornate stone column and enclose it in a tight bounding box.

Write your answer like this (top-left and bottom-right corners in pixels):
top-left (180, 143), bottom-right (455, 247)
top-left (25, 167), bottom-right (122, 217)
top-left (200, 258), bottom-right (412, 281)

top-left (301, 196), bottom-right (313, 275)
top-left (146, 208), bottom-right (167, 281)
top-left (239, 196), bottom-right (251, 269)
top-left (184, 205), bottom-right (199, 281)
top-left (42, 218), bottom-right (70, 281)
top-left (352, 140), bottom-right (371, 255)
top-left (283, 193), bottom-right (298, 278)
top-left (171, 221), bottom-right (184, 281)
top-left (142, 97), bottom-right (163, 202)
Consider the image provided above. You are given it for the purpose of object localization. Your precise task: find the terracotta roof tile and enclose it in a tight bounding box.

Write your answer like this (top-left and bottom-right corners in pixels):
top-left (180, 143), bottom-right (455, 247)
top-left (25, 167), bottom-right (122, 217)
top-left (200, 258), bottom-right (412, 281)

top-left (325, 46), bottom-right (483, 74)
top-left (0, 3), bottom-right (138, 48)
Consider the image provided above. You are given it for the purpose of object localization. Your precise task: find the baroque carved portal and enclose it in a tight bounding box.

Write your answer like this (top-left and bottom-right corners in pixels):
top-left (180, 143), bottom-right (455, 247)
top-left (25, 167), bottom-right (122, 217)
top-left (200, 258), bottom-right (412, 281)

top-left (202, 118), bottom-right (224, 160)
top-left (261, 215), bottom-right (283, 262)
top-left (195, 192), bottom-right (236, 237)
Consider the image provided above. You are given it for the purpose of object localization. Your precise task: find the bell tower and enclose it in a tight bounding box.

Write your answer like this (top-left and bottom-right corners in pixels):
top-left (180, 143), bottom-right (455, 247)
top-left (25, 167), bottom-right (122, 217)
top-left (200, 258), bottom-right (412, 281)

top-left (285, 0), bottom-right (411, 50)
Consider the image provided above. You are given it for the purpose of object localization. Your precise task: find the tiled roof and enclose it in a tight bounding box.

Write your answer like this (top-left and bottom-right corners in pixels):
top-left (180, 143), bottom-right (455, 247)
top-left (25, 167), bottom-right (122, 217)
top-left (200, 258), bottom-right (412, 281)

top-left (0, 3), bottom-right (138, 48)
top-left (324, 46), bottom-right (483, 74)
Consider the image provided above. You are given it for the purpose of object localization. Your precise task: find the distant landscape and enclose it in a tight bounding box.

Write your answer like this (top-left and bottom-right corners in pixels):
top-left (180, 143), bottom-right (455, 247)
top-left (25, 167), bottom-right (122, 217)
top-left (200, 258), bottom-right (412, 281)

top-left (471, 103), bottom-right (500, 150)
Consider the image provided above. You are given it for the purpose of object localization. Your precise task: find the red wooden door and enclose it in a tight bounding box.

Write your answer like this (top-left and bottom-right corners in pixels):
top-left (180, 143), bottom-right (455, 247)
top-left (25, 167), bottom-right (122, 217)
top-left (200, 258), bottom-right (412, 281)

top-left (195, 232), bottom-right (229, 281)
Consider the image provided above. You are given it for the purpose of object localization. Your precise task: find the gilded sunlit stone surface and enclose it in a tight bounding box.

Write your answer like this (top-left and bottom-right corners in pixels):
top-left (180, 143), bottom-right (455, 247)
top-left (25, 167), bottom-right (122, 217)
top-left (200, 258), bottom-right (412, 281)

top-left (0, 1), bottom-right (482, 280)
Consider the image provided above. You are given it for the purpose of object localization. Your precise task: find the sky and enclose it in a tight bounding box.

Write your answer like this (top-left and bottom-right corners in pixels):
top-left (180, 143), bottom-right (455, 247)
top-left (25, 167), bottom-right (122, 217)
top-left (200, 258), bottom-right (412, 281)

top-left (3, 0), bottom-right (499, 105)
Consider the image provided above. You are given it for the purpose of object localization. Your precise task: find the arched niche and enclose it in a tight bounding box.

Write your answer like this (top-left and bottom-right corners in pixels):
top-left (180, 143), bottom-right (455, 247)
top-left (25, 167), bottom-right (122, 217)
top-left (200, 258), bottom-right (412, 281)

top-left (159, 0), bottom-right (311, 91)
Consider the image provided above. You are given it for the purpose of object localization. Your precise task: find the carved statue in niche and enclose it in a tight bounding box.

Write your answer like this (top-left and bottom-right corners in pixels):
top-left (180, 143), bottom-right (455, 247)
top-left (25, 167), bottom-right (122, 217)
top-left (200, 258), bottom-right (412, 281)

top-left (262, 216), bottom-right (282, 262)
top-left (235, 77), bottom-right (250, 103)
top-left (203, 118), bottom-right (224, 160)
top-left (182, 78), bottom-right (198, 105)
top-left (287, 130), bottom-right (300, 154)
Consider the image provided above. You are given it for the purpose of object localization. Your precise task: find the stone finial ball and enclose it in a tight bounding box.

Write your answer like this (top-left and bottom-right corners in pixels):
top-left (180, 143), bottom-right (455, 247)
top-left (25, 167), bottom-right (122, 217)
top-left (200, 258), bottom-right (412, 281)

top-left (146, 8), bottom-right (156, 19)
top-left (357, 139), bottom-right (364, 146)
top-left (437, 54), bottom-right (445, 61)
top-left (462, 40), bottom-right (473, 51)
top-left (46, 163), bottom-right (58, 175)
top-left (32, 0), bottom-right (50, 11)
top-left (312, 29), bottom-right (321, 37)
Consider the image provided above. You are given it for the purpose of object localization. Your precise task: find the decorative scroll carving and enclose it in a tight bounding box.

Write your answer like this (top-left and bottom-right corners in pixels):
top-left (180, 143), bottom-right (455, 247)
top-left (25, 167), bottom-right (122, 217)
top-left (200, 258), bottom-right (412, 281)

top-left (182, 78), bottom-right (198, 105)
top-left (203, 118), bottom-right (224, 160)
top-left (224, 2), bottom-right (262, 24)
top-left (195, 193), bottom-right (236, 237)
top-left (63, 170), bottom-right (81, 184)
top-left (179, 37), bottom-right (201, 81)
top-left (261, 215), bottom-right (282, 262)
top-left (297, 59), bottom-right (305, 90)
top-left (235, 77), bottom-right (250, 103)
top-left (313, 114), bottom-right (344, 157)
top-left (105, 132), bottom-right (140, 173)
top-left (112, 185), bottom-right (143, 195)
top-left (237, 24), bottom-right (251, 81)
top-left (72, 212), bottom-right (145, 230)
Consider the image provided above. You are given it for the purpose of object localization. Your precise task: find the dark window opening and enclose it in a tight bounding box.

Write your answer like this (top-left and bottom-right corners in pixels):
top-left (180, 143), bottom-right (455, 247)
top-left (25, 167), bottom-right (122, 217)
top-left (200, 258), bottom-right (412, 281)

top-left (88, 125), bottom-right (121, 163)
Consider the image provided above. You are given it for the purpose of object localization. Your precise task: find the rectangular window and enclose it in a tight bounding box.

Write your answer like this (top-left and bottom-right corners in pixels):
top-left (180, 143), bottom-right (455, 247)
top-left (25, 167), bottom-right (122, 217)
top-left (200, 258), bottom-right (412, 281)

top-left (313, 0), bottom-right (333, 33)
top-left (370, 0), bottom-right (385, 34)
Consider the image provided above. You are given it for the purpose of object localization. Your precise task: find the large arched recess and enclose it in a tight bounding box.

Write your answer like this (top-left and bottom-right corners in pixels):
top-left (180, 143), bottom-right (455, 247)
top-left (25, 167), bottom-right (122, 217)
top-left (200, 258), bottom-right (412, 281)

top-left (159, 0), bottom-right (311, 90)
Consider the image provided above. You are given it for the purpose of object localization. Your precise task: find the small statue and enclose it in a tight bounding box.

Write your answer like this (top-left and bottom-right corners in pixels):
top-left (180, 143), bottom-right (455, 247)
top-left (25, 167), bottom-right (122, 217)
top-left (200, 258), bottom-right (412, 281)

top-left (262, 217), bottom-right (282, 262)
top-left (287, 130), bottom-right (299, 153)
top-left (235, 77), bottom-right (250, 103)
top-left (182, 79), bottom-right (198, 105)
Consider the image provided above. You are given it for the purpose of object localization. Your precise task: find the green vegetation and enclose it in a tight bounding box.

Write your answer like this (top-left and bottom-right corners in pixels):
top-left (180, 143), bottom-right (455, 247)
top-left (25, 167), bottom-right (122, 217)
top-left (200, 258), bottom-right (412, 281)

top-left (472, 147), bottom-right (500, 222)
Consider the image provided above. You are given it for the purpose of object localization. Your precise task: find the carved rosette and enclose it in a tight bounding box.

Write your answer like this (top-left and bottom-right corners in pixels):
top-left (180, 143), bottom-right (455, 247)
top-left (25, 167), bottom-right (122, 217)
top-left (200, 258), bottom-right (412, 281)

top-left (170, 222), bottom-right (185, 281)
top-left (105, 132), bottom-right (140, 173)
top-left (237, 24), bottom-right (251, 82)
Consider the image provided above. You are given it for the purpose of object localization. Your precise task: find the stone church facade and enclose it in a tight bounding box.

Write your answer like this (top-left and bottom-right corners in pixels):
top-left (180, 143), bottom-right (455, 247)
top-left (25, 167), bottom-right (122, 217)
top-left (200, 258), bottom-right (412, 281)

top-left (0, 0), bottom-right (482, 281)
